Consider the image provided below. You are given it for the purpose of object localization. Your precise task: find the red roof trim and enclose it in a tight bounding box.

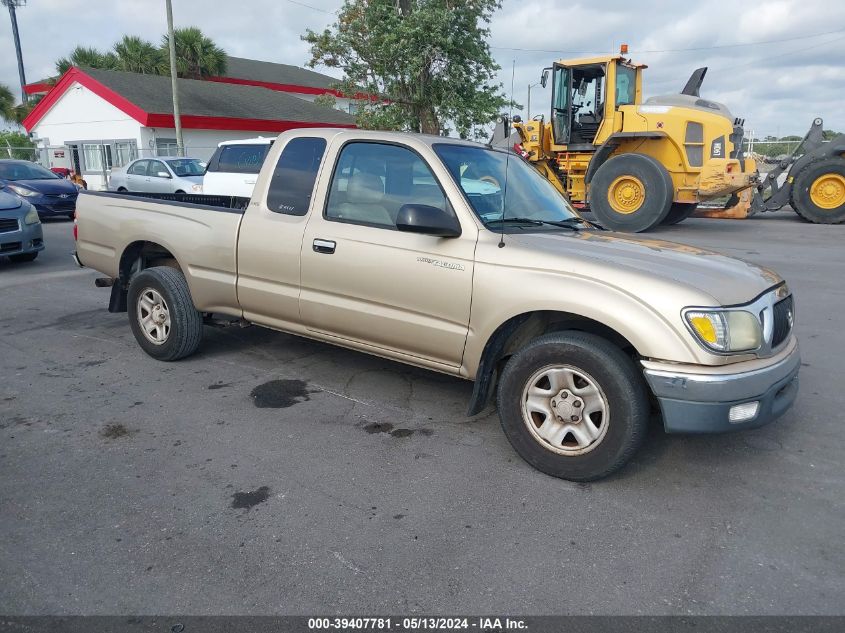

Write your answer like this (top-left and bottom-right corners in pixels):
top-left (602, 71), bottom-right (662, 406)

top-left (207, 76), bottom-right (374, 101)
top-left (207, 76), bottom-right (347, 98)
top-left (22, 67), bottom-right (357, 133)
top-left (146, 113), bottom-right (356, 132)
top-left (24, 82), bottom-right (53, 95)
top-left (22, 67), bottom-right (149, 131)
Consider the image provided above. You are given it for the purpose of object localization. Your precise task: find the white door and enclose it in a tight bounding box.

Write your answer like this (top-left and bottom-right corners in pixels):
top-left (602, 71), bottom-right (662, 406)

top-left (146, 160), bottom-right (174, 193)
top-left (124, 160), bottom-right (149, 191)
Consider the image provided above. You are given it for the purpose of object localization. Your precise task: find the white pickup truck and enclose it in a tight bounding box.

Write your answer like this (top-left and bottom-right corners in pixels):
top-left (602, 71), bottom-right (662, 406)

top-left (74, 128), bottom-right (800, 481)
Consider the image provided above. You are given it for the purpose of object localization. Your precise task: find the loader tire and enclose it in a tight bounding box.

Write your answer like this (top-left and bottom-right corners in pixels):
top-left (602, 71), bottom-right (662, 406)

top-left (662, 202), bottom-right (698, 225)
top-left (790, 158), bottom-right (845, 224)
top-left (590, 154), bottom-right (673, 232)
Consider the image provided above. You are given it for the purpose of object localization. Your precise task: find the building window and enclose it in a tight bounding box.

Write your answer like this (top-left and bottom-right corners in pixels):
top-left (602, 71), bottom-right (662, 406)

top-left (347, 102), bottom-right (358, 115)
top-left (82, 143), bottom-right (105, 172)
top-left (114, 141), bottom-right (137, 168)
top-left (155, 138), bottom-right (179, 157)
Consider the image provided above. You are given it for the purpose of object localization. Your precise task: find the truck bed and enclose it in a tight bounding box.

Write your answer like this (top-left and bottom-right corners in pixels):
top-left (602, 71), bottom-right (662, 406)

top-left (75, 191), bottom-right (245, 314)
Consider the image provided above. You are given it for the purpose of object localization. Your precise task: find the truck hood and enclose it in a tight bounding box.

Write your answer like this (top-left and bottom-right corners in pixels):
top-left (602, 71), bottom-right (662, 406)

top-left (508, 230), bottom-right (782, 306)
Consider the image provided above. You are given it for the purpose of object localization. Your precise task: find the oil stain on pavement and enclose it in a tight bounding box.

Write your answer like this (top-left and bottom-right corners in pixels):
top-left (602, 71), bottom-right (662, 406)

top-left (231, 486), bottom-right (271, 510)
top-left (363, 421), bottom-right (433, 438)
top-left (250, 379), bottom-right (318, 408)
top-left (100, 423), bottom-right (133, 439)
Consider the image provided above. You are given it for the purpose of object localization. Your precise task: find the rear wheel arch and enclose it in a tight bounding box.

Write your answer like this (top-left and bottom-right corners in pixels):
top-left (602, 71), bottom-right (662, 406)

top-left (466, 310), bottom-right (641, 416)
top-left (110, 241), bottom-right (183, 312)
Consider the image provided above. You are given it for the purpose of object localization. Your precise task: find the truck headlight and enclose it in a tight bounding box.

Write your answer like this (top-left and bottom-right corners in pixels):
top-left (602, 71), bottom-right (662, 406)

top-left (8, 184), bottom-right (38, 198)
top-left (24, 206), bottom-right (40, 225)
top-left (685, 309), bottom-right (762, 352)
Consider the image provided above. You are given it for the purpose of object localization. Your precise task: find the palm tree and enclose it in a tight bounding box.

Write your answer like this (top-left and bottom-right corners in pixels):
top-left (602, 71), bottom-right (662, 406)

top-left (113, 35), bottom-right (163, 74)
top-left (56, 46), bottom-right (119, 75)
top-left (161, 27), bottom-right (227, 79)
top-left (0, 83), bottom-right (16, 123)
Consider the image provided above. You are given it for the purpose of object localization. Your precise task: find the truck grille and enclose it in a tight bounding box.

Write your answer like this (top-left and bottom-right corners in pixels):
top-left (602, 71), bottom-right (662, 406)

top-left (772, 296), bottom-right (794, 348)
top-left (0, 218), bottom-right (19, 233)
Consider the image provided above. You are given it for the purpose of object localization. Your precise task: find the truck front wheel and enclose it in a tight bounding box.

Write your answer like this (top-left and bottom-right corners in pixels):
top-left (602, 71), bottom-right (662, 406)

top-left (589, 154), bottom-right (673, 232)
top-left (496, 332), bottom-right (649, 481)
top-left (127, 266), bottom-right (203, 361)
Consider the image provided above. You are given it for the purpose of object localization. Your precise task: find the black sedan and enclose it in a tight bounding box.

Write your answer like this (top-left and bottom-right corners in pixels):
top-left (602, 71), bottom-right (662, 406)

top-left (0, 160), bottom-right (79, 219)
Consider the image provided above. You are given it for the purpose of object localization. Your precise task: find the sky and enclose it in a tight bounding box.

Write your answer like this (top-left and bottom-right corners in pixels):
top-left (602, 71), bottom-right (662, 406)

top-left (1, 0), bottom-right (843, 138)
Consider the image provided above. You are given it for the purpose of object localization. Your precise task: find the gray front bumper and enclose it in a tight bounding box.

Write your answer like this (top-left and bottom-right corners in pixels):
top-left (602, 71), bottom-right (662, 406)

top-left (642, 343), bottom-right (800, 433)
top-left (0, 219), bottom-right (44, 257)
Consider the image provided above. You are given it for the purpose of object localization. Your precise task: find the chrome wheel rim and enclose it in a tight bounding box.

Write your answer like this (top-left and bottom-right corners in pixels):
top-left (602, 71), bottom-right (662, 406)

top-left (137, 288), bottom-right (171, 345)
top-left (520, 364), bottom-right (610, 455)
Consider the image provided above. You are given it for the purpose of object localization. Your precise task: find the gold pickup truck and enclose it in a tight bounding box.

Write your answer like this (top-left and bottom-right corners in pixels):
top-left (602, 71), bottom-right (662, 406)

top-left (74, 129), bottom-right (800, 481)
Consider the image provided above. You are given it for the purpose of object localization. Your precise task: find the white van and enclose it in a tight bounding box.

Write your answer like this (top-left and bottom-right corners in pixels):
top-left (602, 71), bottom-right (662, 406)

top-left (202, 137), bottom-right (274, 197)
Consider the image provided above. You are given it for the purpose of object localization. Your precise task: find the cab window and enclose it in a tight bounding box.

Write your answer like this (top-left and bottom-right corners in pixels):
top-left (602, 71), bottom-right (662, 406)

top-left (616, 64), bottom-right (636, 106)
top-left (325, 142), bottom-right (447, 229)
top-left (266, 137), bottom-right (327, 216)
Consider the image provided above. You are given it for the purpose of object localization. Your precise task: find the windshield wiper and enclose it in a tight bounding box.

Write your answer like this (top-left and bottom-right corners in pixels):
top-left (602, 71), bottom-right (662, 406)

top-left (487, 216), bottom-right (590, 230)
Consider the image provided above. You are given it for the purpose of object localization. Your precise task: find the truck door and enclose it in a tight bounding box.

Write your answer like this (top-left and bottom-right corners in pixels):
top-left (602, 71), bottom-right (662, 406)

top-left (299, 140), bottom-right (476, 370)
top-left (236, 136), bottom-right (329, 330)
top-left (551, 64), bottom-right (571, 145)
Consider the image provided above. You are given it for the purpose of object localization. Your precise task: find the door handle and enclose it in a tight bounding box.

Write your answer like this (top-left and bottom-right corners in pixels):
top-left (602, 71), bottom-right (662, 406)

top-left (313, 239), bottom-right (336, 254)
top-left (244, 179), bottom-right (257, 184)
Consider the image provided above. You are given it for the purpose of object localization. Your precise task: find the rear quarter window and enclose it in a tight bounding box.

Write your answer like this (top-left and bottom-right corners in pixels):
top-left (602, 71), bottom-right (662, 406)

top-left (209, 144), bottom-right (271, 174)
top-left (266, 137), bottom-right (327, 216)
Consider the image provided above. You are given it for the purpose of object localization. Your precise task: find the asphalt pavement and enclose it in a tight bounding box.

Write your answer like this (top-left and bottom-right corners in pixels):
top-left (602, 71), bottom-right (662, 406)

top-left (1, 212), bottom-right (842, 615)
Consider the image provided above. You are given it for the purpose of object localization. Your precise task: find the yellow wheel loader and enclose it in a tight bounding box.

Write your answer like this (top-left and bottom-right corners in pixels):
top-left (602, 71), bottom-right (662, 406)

top-left (507, 49), bottom-right (760, 232)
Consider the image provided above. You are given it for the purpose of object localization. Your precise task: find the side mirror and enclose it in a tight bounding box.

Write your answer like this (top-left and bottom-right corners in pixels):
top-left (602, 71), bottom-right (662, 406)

top-left (156, 171), bottom-right (171, 178)
top-left (540, 69), bottom-right (549, 88)
top-left (396, 204), bottom-right (461, 238)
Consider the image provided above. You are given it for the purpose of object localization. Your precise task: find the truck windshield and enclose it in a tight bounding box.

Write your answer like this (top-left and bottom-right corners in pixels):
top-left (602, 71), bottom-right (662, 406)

top-left (433, 143), bottom-right (579, 228)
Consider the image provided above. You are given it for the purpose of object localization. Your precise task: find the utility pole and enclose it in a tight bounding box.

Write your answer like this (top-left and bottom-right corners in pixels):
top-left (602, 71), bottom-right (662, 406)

top-left (3, 0), bottom-right (28, 104)
top-left (165, 0), bottom-right (184, 156)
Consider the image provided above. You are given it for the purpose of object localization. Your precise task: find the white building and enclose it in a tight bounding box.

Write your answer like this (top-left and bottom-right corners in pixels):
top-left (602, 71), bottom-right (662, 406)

top-left (23, 60), bottom-right (358, 190)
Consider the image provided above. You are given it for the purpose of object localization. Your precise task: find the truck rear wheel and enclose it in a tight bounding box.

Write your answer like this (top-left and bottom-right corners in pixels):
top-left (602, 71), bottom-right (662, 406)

top-left (496, 332), bottom-right (649, 481)
top-left (127, 266), bottom-right (203, 361)
top-left (662, 202), bottom-right (698, 225)
top-left (589, 154), bottom-right (673, 232)
top-left (791, 158), bottom-right (845, 224)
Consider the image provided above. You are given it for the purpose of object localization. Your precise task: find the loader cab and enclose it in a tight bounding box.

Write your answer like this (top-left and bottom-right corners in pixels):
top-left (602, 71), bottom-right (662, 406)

top-left (545, 56), bottom-right (644, 148)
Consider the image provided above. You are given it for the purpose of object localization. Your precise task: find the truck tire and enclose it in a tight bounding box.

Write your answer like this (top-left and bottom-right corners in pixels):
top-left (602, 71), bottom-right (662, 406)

top-left (127, 266), bottom-right (203, 361)
top-left (589, 154), bottom-right (673, 232)
top-left (790, 158), bottom-right (845, 224)
top-left (496, 331), bottom-right (649, 481)
top-left (662, 202), bottom-right (698, 225)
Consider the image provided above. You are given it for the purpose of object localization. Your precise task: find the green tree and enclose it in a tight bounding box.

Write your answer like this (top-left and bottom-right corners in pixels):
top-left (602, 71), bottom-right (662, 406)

top-left (160, 27), bottom-right (227, 79)
top-left (303, 0), bottom-right (508, 138)
top-left (113, 35), bottom-right (163, 74)
top-left (0, 83), bottom-right (16, 123)
top-left (0, 130), bottom-right (36, 160)
top-left (55, 29), bottom-right (226, 79)
top-left (56, 46), bottom-right (118, 74)
top-left (313, 93), bottom-right (338, 109)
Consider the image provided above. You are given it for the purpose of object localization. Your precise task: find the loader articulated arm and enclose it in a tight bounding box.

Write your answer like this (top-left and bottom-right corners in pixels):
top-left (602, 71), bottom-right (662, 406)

top-left (751, 117), bottom-right (833, 213)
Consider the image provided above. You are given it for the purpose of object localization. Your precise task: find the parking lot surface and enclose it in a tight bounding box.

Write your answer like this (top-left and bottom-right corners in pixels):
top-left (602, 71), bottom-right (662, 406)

top-left (1, 212), bottom-right (843, 615)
